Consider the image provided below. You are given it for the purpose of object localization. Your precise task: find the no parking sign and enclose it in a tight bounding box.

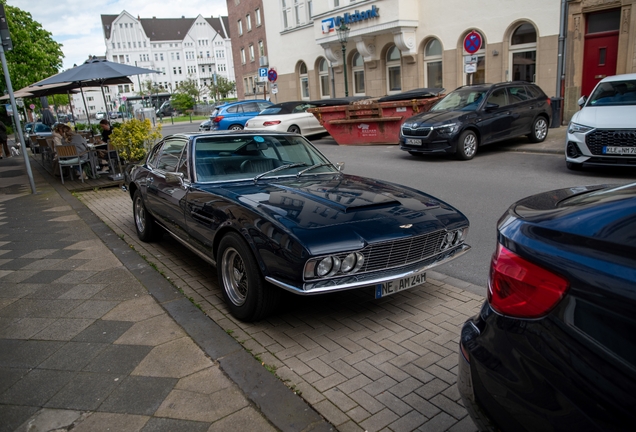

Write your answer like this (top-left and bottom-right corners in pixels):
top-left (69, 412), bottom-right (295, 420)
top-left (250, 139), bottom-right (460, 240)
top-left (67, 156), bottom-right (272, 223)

top-left (463, 31), bottom-right (482, 54)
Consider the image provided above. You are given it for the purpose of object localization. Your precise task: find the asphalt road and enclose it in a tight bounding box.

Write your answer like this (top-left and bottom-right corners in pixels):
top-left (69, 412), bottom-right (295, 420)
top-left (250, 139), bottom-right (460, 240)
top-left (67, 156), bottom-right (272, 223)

top-left (308, 139), bottom-right (636, 291)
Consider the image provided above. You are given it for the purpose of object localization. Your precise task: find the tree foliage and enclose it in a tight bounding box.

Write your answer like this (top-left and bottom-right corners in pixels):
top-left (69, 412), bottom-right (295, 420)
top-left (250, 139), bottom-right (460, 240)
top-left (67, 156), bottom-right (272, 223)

top-left (208, 76), bottom-right (236, 100)
top-left (170, 92), bottom-right (195, 112)
top-left (0, 1), bottom-right (64, 94)
top-left (110, 118), bottom-right (162, 162)
top-left (176, 78), bottom-right (200, 100)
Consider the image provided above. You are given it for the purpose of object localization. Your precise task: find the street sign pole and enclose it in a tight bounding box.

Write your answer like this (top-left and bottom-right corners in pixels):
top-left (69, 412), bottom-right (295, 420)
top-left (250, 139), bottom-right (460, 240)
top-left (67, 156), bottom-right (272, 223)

top-left (0, 42), bottom-right (36, 193)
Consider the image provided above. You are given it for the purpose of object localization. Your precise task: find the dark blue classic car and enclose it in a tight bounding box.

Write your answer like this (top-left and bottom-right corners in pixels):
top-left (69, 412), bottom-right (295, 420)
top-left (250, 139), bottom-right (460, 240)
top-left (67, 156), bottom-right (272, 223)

top-left (458, 183), bottom-right (636, 431)
top-left (124, 131), bottom-right (470, 321)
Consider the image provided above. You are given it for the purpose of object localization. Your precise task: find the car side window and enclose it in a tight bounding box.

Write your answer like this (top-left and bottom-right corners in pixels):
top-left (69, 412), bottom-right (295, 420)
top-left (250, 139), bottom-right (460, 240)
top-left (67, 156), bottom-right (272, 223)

top-left (156, 139), bottom-right (186, 172)
top-left (242, 102), bottom-right (260, 113)
top-left (486, 88), bottom-right (509, 107)
top-left (227, 105), bottom-right (240, 114)
top-left (257, 102), bottom-right (272, 111)
top-left (507, 86), bottom-right (530, 104)
top-left (146, 142), bottom-right (163, 168)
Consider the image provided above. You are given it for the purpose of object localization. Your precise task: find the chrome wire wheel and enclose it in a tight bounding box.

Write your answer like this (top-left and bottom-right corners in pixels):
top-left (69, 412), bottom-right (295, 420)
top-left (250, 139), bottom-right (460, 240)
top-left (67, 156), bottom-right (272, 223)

top-left (221, 246), bottom-right (248, 306)
top-left (534, 118), bottom-right (548, 141)
top-left (134, 195), bottom-right (146, 234)
top-left (463, 133), bottom-right (477, 158)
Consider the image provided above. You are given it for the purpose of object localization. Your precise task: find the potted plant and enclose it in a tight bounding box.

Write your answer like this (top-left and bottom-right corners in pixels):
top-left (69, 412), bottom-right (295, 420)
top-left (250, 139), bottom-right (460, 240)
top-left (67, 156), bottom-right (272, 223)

top-left (109, 118), bottom-right (162, 163)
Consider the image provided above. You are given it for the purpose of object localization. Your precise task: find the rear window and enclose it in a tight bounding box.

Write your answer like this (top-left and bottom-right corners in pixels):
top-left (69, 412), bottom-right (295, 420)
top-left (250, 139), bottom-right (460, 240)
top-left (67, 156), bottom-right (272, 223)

top-left (259, 107), bottom-right (283, 115)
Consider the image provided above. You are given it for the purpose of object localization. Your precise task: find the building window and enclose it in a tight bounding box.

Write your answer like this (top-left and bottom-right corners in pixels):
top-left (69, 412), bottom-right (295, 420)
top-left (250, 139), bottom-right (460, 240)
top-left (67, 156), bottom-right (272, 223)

top-left (258, 41), bottom-right (264, 57)
top-left (386, 46), bottom-right (402, 94)
top-left (249, 45), bottom-right (255, 62)
top-left (424, 38), bottom-right (443, 88)
top-left (176, 52), bottom-right (180, 60)
top-left (171, 53), bottom-right (175, 61)
top-left (160, 53), bottom-right (164, 61)
top-left (244, 77), bottom-right (249, 95)
top-left (125, 55), bottom-right (129, 63)
top-left (238, 19), bottom-right (243, 36)
top-left (463, 30), bottom-right (485, 85)
top-left (256, 8), bottom-right (262, 26)
top-left (241, 48), bottom-right (246, 64)
top-left (510, 23), bottom-right (537, 83)
top-left (246, 14), bottom-right (252, 31)
top-left (299, 62), bottom-right (309, 100)
top-left (117, 43), bottom-right (121, 49)
top-left (112, 43), bottom-right (115, 49)
top-left (128, 42), bottom-right (131, 48)
top-left (319, 58), bottom-right (330, 98)
top-left (154, 53), bottom-right (158, 61)
top-left (178, 67), bottom-right (182, 75)
top-left (282, 0), bottom-right (291, 28)
top-left (352, 52), bottom-right (365, 95)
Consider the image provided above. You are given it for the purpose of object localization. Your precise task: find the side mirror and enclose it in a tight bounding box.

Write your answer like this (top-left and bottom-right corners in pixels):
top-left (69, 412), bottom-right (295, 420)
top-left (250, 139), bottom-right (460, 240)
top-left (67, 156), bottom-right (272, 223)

top-left (165, 172), bottom-right (184, 185)
top-left (335, 162), bottom-right (345, 171)
top-left (577, 96), bottom-right (587, 107)
top-left (484, 103), bottom-right (499, 111)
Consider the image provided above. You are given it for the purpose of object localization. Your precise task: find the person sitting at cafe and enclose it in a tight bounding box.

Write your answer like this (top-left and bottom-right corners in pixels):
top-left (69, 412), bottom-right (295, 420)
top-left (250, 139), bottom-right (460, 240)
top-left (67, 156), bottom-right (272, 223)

top-left (99, 119), bottom-right (112, 143)
top-left (55, 124), bottom-right (92, 179)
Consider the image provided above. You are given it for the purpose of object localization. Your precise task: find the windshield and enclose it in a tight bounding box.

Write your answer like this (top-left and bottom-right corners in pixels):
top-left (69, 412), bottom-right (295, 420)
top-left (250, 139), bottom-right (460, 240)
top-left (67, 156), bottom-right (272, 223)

top-left (430, 89), bottom-right (487, 112)
top-left (259, 107), bottom-right (284, 115)
top-left (34, 123), bottom-right (51, 133)
top-left (588, 80), bottom-right (636, 106)
top-left (193, 134), bottom-right (337, 183)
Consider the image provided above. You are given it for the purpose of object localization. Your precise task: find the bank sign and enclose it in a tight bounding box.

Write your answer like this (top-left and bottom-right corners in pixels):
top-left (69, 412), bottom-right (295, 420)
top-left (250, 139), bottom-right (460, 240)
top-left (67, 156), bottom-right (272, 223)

top-left (321, 5), bottom-right (380, 34)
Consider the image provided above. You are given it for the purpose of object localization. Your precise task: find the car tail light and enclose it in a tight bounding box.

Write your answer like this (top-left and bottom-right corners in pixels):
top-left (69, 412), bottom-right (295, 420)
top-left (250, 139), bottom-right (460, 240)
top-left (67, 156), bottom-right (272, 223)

top-left (487, 244), bottom-right (569, 318)
top-left (213, 116), bottom-right (224, 123)
top-left (263, 121), bottom-right (281, 126)
top-left (547, 98), bottom-right (551, 106)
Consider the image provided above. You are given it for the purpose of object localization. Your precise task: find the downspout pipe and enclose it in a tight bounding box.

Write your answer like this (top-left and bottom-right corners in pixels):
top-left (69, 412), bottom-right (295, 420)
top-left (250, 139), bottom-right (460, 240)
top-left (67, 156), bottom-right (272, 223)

top-left (556, 0), bottom-right (568, 99)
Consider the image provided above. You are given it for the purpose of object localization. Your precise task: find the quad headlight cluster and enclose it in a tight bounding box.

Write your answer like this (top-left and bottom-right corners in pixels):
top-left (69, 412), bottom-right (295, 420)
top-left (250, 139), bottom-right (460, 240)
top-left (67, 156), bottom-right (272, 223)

top-left (304, 252), bottom-right (365, 280)
top-left (440, 228), bottom-right (468, 251)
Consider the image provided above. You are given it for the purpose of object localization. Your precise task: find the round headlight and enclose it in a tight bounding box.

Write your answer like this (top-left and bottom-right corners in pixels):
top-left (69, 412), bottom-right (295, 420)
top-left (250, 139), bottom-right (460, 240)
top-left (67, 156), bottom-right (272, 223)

top-left (316, 257), bottom-right (333, 277)
top-left (341, 253), bottom-right (357, 272)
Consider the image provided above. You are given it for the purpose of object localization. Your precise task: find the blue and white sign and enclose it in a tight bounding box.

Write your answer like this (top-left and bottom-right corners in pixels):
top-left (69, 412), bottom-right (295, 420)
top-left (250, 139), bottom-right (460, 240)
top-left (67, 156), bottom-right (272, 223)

top-left (258, 67), bottom-right (268, 82)
top-left (322, 5), bottom-right (380, 33)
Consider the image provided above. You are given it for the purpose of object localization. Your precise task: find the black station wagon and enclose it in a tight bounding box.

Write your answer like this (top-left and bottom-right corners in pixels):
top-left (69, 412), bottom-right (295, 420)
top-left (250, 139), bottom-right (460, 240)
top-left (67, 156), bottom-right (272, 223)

top-left (124, 131), bottom-right (471, 321)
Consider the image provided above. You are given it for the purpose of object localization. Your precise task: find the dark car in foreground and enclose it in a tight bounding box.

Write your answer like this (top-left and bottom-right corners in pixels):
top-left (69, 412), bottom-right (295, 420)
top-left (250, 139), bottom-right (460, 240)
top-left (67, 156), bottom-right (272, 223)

top-left (124, 131), bottom-right (471, 321)
top-left (400, 82), bottom-right (551, 160)
top-left (458, 183), bottom-right (636, 431)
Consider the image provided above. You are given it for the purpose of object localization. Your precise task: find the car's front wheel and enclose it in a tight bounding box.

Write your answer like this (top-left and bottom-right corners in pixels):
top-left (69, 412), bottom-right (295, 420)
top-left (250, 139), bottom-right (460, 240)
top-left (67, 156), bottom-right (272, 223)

top-left (456, 130), bottom-right (478, 160)
top-left (228, 124), bottom-right (243, 131)
top-left (217, 232), bottom-right (280, 322)
top-left (133, 190), bottom-right (162, 242)
top-left (528, 116), bottom-right (548, 143)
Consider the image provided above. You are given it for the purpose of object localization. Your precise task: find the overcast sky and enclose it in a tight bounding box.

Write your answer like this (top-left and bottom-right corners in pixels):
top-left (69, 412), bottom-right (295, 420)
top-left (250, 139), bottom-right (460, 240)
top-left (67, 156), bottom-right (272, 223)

top-left (11, 0), bottom-right (229, 70)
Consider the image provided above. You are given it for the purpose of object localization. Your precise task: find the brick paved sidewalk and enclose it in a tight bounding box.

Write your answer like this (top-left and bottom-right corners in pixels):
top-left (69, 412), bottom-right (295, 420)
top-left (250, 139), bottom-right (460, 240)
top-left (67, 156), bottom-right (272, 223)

top-left (0, 157), bottom-right (329, 431)
top-left (80, 184), bottom-right (484, 432)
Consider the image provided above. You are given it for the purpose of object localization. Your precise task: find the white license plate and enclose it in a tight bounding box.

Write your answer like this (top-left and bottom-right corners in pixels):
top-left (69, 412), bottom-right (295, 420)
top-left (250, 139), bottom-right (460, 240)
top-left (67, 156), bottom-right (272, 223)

top-left (405, 138), bottom-right (422, 146)
top-left (375, 271), bottom-right (426, 298)
top-left (603, 146), bottom-right (636, 155)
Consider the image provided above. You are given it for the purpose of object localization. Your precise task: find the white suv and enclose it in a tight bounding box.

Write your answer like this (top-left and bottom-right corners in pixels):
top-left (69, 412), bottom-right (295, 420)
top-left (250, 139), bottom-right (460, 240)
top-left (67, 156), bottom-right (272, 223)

top-left (565, 73), bottom-right (636, 170)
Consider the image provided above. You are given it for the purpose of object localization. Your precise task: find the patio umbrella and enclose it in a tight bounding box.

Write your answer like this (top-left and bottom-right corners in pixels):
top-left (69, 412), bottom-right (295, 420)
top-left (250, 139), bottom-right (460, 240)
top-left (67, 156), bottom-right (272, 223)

top-left (33, 57), bottom-right (158, 127)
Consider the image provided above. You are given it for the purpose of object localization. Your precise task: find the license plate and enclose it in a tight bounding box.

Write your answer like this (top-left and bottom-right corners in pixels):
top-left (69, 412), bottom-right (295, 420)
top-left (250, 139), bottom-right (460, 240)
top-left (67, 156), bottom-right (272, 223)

top-left (375, 271), bottom-right (426, 299)
top-left (405, 138), bottom-right (422, 146)
top-left (603, 146), bottom-right (636, 155)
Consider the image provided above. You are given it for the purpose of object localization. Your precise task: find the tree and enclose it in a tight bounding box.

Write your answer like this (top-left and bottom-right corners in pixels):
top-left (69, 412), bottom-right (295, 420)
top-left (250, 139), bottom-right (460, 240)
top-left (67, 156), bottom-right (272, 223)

top-left (170, 93), bottom-right (195, 112)
top-left (0, 1), bottom-right (64, 94)
top-left (176, 78), bottom-right (200, 101)
top-left (138, 79), bottom-right (163, 108)
top-left (208, 76), bottom-right (236, 100)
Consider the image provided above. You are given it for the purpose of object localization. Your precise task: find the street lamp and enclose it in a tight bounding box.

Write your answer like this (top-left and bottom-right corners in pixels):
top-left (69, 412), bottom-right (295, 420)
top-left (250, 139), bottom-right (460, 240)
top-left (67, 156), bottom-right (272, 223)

top-left (336, 22), bottom-right (350, 97)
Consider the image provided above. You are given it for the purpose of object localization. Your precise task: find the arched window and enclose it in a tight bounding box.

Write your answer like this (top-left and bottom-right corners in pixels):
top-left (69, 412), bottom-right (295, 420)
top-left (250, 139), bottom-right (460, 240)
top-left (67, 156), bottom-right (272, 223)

top-left (386, 46), bottom-right (401, 94)
top-left (510, 23), bottom-right (537, 82)
top-left (319, 59), bottom-right (330, 98)
top-left (352, 53), bottom-right (365, 95)
top-left (299, 62), bottom-right (309, 100)
top-left (463, 31), bottom-right (485, 85)
top-left (424, 39), bottom-right (443, 88)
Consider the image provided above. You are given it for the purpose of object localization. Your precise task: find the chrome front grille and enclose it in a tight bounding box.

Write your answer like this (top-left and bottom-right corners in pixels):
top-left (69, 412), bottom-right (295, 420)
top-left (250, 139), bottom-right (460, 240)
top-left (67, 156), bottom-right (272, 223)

top-left (361, 230), bottom-right (445, 272)
top-left (586, 129), bottom-right (636, 155)
top-left (402, 126), bottom-right (433, 138)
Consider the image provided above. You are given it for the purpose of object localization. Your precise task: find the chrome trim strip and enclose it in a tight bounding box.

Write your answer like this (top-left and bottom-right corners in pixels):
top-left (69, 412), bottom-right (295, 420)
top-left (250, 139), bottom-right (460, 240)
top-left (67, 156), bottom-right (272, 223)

top-left (156, 221), bottom-right (217, 267)
top-left (267, 244), bottom-right (471, 295)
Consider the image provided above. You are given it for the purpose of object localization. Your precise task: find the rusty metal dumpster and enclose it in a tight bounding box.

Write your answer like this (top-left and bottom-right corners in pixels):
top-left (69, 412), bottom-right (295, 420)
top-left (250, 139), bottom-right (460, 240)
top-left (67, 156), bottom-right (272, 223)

top-left (308, 89), bottom-right (443, 145)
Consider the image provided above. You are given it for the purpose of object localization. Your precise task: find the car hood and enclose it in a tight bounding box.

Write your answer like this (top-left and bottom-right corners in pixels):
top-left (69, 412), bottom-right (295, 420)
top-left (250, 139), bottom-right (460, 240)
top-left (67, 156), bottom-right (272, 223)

top-left (405, 110), bottom-right (467, 125)
top-left (571, 105), bottom-right (636, 129)
top-left (203, 174), bottom-right (468, 254)
top-left (508, 183), bottom-right (636, 244)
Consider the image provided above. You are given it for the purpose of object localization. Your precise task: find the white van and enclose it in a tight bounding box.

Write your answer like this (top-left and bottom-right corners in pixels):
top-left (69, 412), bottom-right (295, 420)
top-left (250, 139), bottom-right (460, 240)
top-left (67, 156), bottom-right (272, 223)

top-left (565, 73), bottom-right (636, 170)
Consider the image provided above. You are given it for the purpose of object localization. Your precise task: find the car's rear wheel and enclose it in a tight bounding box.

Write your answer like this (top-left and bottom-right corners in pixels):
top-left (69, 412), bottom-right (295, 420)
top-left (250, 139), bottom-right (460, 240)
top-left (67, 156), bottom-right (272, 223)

top-left (566, 161), bottom-right (582, 171)
top-left (217, 232), bottom-right (280, 322)
top-left (528, 116), bottom-right (548, 143)
top-left (133, 190), bottom-right (161, 242)
top-left (287, 125), bottom-right (301, 134)
top-left (456, 130), bottom-right (478, 160)
top-left (229, 124), bottom-right (243, 131)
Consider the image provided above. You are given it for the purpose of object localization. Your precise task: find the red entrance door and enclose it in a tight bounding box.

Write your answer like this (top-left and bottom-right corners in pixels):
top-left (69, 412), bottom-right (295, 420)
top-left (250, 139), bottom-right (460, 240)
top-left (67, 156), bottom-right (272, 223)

top-left (582, 31), bottom-right (619, 96)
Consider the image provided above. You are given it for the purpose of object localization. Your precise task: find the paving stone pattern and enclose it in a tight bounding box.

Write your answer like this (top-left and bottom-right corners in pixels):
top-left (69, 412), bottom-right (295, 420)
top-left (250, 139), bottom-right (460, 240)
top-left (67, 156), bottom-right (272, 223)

top-left (0, 163), bottom-right (276, 432)
top-left (80, 187), bottom-right (485, 432)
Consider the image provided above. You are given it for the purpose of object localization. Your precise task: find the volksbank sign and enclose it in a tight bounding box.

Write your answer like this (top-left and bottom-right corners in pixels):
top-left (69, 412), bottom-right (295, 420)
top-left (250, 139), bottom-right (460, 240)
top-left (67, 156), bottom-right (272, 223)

top-left (321, 5), bottom-right (380, 34)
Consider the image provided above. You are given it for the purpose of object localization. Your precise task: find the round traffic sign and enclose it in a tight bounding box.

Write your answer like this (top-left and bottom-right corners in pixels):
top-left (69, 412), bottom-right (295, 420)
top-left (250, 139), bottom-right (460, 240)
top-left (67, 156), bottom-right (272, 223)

top-left (29, 104), bottom-right (35, 109)
top-left (463, 31), bottom-right (483, 54)
top-left (122, 96), bottom-right (127, 101)
top-left (268, 69), bottom-right (278, 82)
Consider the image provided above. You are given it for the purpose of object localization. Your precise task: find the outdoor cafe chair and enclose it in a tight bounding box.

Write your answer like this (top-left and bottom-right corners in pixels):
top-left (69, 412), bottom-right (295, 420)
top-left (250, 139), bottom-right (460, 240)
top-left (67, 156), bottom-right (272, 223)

top-left (56, 144), bottom-right (93, 184)
top-left (36, 137), bottom-right (53, 165)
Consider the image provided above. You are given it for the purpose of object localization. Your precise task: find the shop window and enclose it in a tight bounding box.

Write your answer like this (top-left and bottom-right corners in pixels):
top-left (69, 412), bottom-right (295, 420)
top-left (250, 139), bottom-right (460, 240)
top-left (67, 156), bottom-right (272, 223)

top-left (510, 23), bottom-right (537, 82)
top-left (299, 62), bottom-right (309, 100)
top-left (352, 52), bottom-right (365, 95)
top-left (424, 39), bottom-right (443, 88)
top-left (319, 59), bottom-right (330, 98)
top-left (386, 46), bottom-right (402, 94)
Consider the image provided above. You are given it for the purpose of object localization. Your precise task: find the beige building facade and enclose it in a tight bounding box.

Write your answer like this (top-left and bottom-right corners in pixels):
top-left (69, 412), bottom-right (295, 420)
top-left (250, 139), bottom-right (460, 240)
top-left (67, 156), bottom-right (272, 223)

top-left (261, 0), bottom-right (561, 113)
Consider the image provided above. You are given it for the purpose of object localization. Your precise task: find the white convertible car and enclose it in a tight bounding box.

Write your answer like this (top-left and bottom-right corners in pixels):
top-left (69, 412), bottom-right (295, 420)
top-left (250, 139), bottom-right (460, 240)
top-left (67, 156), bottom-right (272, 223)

top-left (244, 101), bottom-right (326, 137)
